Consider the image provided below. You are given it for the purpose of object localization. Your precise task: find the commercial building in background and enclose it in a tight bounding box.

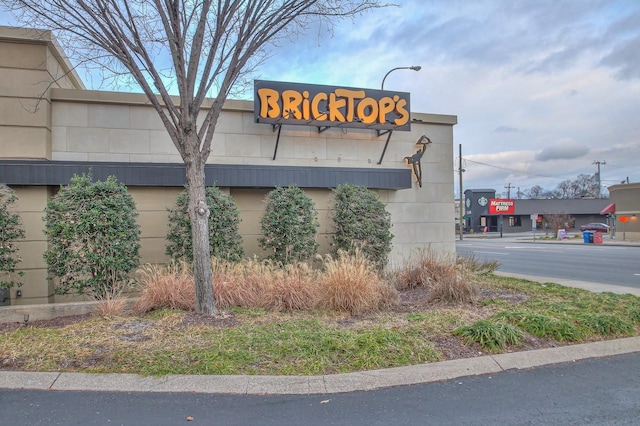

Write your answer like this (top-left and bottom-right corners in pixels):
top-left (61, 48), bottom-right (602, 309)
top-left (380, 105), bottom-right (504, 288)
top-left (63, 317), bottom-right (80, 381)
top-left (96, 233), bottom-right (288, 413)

top-left (606, 182), bottom-right (640, 241)
top-left (0, 27), bottom-right (457, 305)
top-left (463, 189), bottom-right (614, 235)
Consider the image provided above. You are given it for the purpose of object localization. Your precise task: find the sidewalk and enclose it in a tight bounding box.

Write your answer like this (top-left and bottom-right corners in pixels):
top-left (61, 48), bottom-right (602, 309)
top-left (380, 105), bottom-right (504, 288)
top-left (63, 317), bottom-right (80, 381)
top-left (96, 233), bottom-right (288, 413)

top-left (460, 231), bottom-right (640, 247)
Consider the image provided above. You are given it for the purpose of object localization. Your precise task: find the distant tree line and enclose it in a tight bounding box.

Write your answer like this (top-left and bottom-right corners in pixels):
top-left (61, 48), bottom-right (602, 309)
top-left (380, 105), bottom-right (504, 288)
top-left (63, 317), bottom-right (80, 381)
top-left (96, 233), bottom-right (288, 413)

top-left (521, 174), bottom-right (604, 199)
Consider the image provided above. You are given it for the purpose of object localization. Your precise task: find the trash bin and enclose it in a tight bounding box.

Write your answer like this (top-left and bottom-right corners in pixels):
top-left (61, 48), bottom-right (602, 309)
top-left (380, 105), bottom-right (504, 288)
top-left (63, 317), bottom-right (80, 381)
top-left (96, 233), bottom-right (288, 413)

top-left (583, 230), bottom-right (593, 244)
top-left (593, 232), bottom-right (603, 244)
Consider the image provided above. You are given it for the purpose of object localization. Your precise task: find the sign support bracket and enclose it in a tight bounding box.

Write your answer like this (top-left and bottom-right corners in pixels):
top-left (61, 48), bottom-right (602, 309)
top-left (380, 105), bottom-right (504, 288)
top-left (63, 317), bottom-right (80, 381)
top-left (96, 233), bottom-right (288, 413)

top-left (272, 124), bottom-right (282, 160)
top-left (377, 130), bottom-right (393, 164)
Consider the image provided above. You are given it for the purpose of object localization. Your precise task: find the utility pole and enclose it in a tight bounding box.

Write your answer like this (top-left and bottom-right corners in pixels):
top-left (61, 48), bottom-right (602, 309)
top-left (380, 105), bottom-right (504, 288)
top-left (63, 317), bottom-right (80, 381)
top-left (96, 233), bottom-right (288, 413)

top-left (504, 182), bottom-right (513, 199)
top-left (593, 160), bottom-right (606, 198)
top-left (458, 144), bottom-right (465, 241)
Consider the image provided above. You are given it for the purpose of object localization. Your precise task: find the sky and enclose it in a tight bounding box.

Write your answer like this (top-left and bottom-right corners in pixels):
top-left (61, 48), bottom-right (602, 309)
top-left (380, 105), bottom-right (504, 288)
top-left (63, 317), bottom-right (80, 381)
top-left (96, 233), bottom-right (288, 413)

top-left (2, 1), bottom-right (639, 197)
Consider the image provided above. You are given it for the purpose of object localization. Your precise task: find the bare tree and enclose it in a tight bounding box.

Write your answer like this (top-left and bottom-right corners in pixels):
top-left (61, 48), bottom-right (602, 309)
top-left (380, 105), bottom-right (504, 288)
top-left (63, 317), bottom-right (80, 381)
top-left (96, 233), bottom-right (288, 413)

top-left (3, 0), bottom-right (386, 314)
top-left (522, 184), bottom-right (550, 199)
top-left (552, 174), bottom-right (599, 199)
top-left (542, 212), bottom-right (573, 237)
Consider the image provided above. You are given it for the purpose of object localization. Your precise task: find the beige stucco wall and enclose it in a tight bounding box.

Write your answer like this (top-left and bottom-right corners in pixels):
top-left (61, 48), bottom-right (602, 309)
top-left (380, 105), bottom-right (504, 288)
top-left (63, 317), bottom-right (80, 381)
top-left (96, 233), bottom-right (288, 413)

top-left (10, 186), bottom-right (55, 303)
top-left (0, 27), bottom-right (83, 162)
top-left (48, 91), bottom-right (456, 267)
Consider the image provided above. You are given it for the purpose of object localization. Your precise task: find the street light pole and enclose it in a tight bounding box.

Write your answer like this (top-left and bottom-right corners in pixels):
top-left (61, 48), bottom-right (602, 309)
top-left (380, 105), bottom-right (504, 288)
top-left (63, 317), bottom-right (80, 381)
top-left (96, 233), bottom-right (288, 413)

top-left (381, 65), bottom-right (421, 90)
top-left (459, 144), bottom-right (465, 241)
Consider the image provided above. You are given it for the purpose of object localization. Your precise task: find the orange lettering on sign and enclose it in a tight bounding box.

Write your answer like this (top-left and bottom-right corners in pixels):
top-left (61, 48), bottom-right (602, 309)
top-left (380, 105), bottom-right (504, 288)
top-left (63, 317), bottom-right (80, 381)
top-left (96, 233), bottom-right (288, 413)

top-left (311, 93), bottom-right (328, 121)
top-left (378, 96), bottom-right (395, 124)
top-left (256, 83), bottom-right (411, 129)
top-left (282, 90), bottom-right (303, 119)
top-left (356, 97), bottom-right (378, 124)
top-left (334, 88), bottom-right (365, 122)
top-left (328, 93), bottom-right (346, 122)
top-left (257, 88), bottom-right (280, 119)
top-left (393, 97), bottom-right (409, 126)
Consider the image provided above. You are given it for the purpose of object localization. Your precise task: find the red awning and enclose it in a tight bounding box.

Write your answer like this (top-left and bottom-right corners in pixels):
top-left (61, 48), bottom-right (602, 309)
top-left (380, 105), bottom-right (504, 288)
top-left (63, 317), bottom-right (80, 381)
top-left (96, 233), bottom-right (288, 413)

top-left (600, 203), bottom-right (615, 215)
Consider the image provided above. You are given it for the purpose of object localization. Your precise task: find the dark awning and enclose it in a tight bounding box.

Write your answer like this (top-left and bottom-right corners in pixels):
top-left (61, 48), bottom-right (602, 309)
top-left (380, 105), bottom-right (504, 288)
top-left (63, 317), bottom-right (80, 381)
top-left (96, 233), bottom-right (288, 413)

top-left (600, 203), bottom-right (615, 215)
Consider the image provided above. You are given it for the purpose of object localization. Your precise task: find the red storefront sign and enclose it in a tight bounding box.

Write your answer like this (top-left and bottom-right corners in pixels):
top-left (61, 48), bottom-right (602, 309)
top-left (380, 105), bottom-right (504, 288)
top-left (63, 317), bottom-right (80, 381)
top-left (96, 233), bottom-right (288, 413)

top-left (489, 198), bottom-right (515, 215)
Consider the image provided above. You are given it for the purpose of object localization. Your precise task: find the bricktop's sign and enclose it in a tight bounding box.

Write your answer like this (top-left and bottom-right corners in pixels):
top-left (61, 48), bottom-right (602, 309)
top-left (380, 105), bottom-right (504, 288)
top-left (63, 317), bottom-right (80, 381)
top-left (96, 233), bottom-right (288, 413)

top-left (489, 198), bottom-right (515, 215)
top-left (254, 80), bottom-right (411, 131)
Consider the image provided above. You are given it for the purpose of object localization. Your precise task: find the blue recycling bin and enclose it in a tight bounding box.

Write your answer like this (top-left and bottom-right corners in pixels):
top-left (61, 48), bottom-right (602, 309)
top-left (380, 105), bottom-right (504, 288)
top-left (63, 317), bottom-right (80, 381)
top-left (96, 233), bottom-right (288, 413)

top-left (583, 230), bottom-right (593, 243)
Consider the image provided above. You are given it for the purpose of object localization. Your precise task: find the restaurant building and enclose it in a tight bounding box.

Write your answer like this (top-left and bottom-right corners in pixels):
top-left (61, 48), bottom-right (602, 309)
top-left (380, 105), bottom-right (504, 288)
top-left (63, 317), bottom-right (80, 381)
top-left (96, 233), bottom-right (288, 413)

top-left (0, 27), bottom-right (457, 305)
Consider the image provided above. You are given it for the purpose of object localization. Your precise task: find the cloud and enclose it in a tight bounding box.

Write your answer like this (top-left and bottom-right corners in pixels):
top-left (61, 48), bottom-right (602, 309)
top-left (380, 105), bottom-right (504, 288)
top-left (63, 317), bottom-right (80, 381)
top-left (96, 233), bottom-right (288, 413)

top-left (494, 126), bottom-right (518, 133)
top-left (2, 0), bottom-right (638, 194)
top-left (600, 35), bottom-right (640, 80)
top-left (535, 139), bottom-right (590, 161)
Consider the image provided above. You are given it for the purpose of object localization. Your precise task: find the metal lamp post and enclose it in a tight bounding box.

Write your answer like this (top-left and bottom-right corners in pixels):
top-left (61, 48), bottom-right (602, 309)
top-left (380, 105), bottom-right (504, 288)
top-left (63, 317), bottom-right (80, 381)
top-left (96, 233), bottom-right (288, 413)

top-left (381, 65), bottom-right (421, 90)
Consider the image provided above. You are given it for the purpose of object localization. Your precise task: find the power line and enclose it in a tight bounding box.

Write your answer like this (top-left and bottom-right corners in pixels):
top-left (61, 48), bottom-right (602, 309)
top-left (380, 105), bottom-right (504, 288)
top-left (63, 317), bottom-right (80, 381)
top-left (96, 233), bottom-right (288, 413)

top-left (463, 158), bottom-right (579, 181)
top-left (504, 182), bottom-right (513, 198)
top-left (593, 160), bottom-right (606, 198)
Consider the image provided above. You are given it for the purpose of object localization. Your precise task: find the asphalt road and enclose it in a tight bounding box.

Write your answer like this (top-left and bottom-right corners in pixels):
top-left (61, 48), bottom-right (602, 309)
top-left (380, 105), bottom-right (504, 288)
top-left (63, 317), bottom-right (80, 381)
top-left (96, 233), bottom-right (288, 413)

top-left (1, 352), bottom-right (639, 425)
top-left (456, 239), bottom-right (640, 290)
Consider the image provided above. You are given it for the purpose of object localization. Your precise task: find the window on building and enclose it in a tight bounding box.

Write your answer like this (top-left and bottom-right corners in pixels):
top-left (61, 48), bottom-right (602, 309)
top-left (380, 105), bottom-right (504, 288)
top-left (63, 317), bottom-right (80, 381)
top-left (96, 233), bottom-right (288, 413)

top-left (509, 216), bottom-right (521, 227)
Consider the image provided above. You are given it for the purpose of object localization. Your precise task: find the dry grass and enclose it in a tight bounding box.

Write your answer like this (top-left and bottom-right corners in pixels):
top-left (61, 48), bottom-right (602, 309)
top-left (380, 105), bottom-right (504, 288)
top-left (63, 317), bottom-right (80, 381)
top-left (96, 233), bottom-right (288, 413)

top-left (394, 249), bottom-right (478, 304)
top-left (211, 257), bottom-right (260, 308)
top-left (212, 258), bottom-right (316, 311)
top-left (257, 263), bottom-right (316, 311)
top-left (134, 262), bottom-right (195, 313)
top-left (316, 250), bottom-right (398, 315)
top-left (134, 249), bottom-right (484, 316)
top-left (93, 293), bottom-right (128, 318)
top-left (428, 268), bottom-right (478, 303)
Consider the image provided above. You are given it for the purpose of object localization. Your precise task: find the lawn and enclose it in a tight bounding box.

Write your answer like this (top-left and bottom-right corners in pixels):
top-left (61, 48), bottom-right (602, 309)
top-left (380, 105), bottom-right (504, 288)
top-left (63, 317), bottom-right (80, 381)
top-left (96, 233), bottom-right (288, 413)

top-left (2, 272), bottom-right (639, 376)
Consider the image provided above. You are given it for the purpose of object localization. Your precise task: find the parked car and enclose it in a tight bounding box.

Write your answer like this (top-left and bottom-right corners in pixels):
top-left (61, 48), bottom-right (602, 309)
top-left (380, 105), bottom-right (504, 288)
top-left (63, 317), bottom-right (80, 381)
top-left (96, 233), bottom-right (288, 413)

top-left (580, 223), bottom-right (609, 232)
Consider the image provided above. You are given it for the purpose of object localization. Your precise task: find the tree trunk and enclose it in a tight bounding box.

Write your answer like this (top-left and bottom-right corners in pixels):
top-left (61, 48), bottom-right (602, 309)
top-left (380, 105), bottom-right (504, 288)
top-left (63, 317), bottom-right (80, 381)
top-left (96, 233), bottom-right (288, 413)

top-left (186, 159), bottom-right (216, 315)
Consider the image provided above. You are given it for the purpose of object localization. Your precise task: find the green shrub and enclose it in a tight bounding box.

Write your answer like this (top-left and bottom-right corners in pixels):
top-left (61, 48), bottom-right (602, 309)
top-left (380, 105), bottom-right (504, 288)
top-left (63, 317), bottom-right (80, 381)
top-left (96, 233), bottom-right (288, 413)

top-left (43, 173), bottom-right (141, 298)
top-left (330, 183), bottom-right (392, 269)
top-left (166, 186), bottom-right (243, 262)
top-left (453, 320), bottom-right (523, 352)
top-left (259, 185), bottom-right (319, 264)
top-left (0, 184), bottom-right (25, 289)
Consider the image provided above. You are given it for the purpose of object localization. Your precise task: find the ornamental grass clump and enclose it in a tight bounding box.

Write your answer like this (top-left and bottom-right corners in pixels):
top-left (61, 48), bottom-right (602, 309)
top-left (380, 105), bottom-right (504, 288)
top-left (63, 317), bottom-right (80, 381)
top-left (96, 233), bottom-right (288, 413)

top-left (257, 263), bottom-right (316, 312)
top-left (211, 257), bottom-right (316, 312)
top-left (316, 250), bottom-right (398, 316)
top-left (453, 319), bottom-right (523, 352)
top-left (93, 291), bottom-right (129, 319)
top-left (495, 311), bottom-right (582, 342)
top-left (394, 249), bottom-right (478, 304)
top-left (135, 261), bottom-right (195, 313)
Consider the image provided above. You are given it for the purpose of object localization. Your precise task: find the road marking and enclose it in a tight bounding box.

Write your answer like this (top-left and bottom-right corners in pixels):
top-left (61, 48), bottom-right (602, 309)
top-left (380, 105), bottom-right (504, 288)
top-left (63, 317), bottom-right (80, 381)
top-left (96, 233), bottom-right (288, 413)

top-left (635, 274), bottom-right (640, 277)
top-left (475, 251), bottom-right (509, 255)
top-left (504, 246), bottom-right (564, 252)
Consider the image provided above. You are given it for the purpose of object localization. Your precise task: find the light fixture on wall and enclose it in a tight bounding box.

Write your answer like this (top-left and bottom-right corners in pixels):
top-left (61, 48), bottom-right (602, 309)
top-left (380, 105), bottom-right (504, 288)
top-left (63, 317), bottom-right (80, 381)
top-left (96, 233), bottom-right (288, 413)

top-left (404, 135), bottom-right (432, 187)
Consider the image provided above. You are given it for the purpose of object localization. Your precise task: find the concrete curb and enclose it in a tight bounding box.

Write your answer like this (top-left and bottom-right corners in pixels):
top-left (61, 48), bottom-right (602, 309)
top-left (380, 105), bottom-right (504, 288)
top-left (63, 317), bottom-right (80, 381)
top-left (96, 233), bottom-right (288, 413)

top-left (2, 336), bottom-right (639, 395)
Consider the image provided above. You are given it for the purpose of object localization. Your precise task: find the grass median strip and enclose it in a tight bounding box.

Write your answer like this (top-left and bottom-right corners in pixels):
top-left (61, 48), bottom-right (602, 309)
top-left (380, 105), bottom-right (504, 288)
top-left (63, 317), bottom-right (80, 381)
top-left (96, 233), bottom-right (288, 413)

top-left (1, 274), bottom-right (639, 376)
